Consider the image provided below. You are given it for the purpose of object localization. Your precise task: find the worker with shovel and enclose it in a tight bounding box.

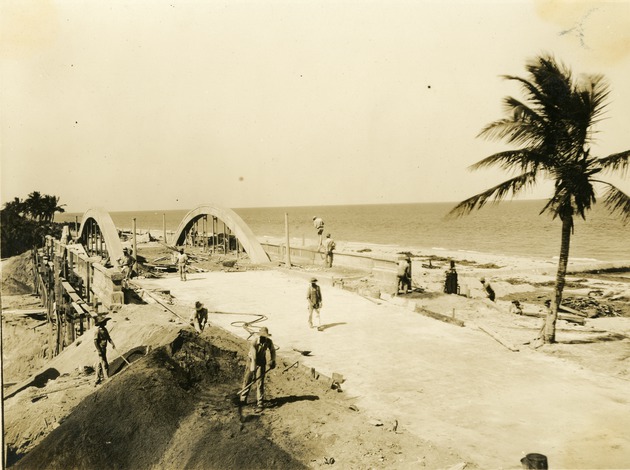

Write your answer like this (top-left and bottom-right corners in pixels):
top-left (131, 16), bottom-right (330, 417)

top-left (94, 315), bottom-right (116, 387)
top-left (190, 301), bottom-right (208, 333)
top-left (239, 327), bottom-right (276, 413)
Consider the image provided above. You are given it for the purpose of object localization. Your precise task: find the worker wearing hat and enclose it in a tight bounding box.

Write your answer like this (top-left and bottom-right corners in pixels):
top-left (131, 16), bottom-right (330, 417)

top-left (312, 216), bottom-right (325, 247)
top-left (323, 233), bottom-right (336, 268)
top-left (94, 315), bottom-right (115, 386)
top-left (480, 277), bottom-right (496, 302)
top-left (239, 327), bottom-right (276, 413)
top-left (177, 248), bottom-right (188, 281)
top-left (118, 247), bottom-right (135, 283)
top-left (190, 300), bottom-right (208, 333)
top-left (307, 277), bottom-right (323, 331)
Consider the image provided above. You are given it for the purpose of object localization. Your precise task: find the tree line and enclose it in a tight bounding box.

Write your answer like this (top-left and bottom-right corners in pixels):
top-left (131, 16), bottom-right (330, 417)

top-left (1, 191), bottom-right (66, 258)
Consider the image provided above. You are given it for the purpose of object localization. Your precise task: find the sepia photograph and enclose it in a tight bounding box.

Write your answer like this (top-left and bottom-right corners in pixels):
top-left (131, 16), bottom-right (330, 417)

top-left (2, 1), bottom-right (630, 468)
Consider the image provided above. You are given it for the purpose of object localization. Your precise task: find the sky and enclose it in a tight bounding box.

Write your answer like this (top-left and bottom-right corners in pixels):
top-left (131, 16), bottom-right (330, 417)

top-left (1, 0), bottom-right (629, 213)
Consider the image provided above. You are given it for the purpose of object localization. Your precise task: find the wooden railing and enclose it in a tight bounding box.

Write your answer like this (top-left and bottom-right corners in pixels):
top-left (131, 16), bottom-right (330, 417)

top-left (32, 236), bottom-right (124, 357)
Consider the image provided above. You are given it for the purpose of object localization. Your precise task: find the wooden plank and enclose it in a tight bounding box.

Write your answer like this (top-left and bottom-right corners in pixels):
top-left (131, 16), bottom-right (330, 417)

top-left (414, 306), bottom-right (465, 327)
top-left (559, 304), bottom-right (587, 317)
top-left (61, 280), bottom-right (76, 292)
top-left (2, 309), bottom-right (47, 316)
top-left (476, 324), bottom-right (520, 352)
top-left (520, 310), bottom-right (585, 325)
top-left (71, 302), bottom-right (86, 316)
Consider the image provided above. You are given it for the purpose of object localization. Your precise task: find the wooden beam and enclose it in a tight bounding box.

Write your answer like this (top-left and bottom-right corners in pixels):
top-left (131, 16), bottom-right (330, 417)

top-left (476, 323), bottom-right (520, 352)
top-left (520, 310), bottom-right (585, 325)
top-left (414, 306), bottom-right (465, 327)
top-left (2, 309), bottom-right (47, 316)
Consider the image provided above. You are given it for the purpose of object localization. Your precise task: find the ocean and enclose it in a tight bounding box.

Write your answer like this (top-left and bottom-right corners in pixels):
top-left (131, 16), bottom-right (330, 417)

top-left (57, 200), bottom-right (630, 263)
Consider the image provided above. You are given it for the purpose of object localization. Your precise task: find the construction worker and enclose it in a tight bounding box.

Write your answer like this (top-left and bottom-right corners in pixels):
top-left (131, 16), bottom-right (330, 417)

top-left (118, 248), bottom-right (135, 284)
top-left (307, 277), bottom-right (323, 330)
top-left (94, 315), bottom-right (115, 386)
top-left (444, 260), bottom-right (459, 295)
top-left (240, 327), bottom-right (276, 413)
top-left (323, 233), bottom-right (336, 268)
top-left (509, 300), bottom-right (523, 315)
top-left (312, 216), bottom-right (325, 247)
top-left (480, 277), bottom-right (496, 302)
top-left (190, 301), bottom-right (208, 333)
top-left (177, 248), bottom-right (188, 281)
top-left (396, 256), bottom-right (412, 294)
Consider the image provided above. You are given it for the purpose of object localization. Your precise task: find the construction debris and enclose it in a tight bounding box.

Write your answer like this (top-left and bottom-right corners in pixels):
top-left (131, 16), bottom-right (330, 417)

top-left (562, 296), bottom-right (622, 318)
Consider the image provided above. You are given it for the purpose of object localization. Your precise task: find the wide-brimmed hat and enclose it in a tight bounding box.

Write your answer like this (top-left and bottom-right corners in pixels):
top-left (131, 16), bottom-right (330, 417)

top-left (258, 327), bottom-right (271, 337)
top-left (310, 277), bottom-right (318, 283)
top-left (195, 301), bottom-right (203, 309)
top-left (95, 315), bottom-right (111, 326)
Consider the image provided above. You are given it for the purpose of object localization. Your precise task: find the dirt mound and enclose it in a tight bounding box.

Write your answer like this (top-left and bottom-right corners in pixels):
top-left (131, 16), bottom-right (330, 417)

top-left (12, 330), bottom-right (304, 469)
top-left (2, 252), bottom-right (35, 295)
top-left (9, 317), bottom-right (461, 469)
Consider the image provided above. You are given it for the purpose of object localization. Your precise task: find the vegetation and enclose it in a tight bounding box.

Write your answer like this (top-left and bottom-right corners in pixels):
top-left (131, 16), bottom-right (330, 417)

top-left (1, 192), bottom-right (66, 258)
top-left (449, 55), bottom-right (630, 343)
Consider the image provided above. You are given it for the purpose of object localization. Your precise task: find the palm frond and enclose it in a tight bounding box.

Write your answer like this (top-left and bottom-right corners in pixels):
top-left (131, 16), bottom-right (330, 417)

top-left (447, 171), bottom-right (538, 218)
top-left (539, 189), bottom-right (579, 222)
top-left (469, 150), bottom-right (546, 172)
top-left (600, 184), bottom-right (630, 223)
top-left (502, 75), bottom-right (546, 108)
top-left (597, 150), bottom-right (630, 176)
top-left (477, 119), bottom-right (541, 147)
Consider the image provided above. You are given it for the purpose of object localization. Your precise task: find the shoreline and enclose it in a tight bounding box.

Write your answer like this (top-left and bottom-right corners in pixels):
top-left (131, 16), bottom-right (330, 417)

top-left (112, 224), bottom-right (630, 270)
top-left (259, 235), bottom-right (630, 274)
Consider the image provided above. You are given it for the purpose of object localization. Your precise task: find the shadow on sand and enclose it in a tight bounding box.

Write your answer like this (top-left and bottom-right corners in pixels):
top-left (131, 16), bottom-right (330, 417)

top-left (266, 395), bottom-right (320, 409)
top-left (317, 322), bottom-right (346, 331)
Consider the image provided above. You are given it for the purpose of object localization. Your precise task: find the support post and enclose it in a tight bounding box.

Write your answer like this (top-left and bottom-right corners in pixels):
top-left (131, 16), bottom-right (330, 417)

top-left (132, 217), bottom-right (138, 274)
top-left (163, 213), bottom-right (166, 243)
top-left (285, 213), bottom-right (291, 269)
top-left (204, 215), bottom-right (208, 253)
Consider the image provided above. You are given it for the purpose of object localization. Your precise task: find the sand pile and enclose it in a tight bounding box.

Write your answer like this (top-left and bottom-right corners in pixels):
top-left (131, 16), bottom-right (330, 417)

top-left (5, 298), bottom-right (463, 469)
top-left (12, 330), bottom-right (304, 469)
top-left (2, 252), bottom-right (35, 295)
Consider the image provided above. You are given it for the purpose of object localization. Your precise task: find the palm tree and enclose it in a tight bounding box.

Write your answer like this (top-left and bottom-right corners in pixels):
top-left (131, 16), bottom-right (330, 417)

top-left (25, 191), bottom-right (44, 221)
top-left (2, 197), bottom-right (26, 217)
top-left (449, 55), bottom-right (630, 343)
top-left (42, 194), bottom-right (66, 222)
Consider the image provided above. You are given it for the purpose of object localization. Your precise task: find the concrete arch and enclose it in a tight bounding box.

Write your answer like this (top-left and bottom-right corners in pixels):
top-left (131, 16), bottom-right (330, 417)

top-left (78, 207), bottom-right (124, 263)
top-left (171, 204), bottom-right (269, 264)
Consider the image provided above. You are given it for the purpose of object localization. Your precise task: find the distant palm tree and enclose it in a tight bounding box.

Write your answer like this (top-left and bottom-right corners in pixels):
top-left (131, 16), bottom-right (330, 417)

top-left (26, 191), bottom-right (44, 221)
top-left (42, 194), bottom-right (66, 222)
top-left (449, 55), bottom-right (630, 343)
top-left (3, 197), bottom-right (26, 217)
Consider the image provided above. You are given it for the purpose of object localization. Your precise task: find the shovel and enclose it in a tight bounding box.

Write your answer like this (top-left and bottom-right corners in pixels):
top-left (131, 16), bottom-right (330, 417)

top-left (293, 348), bottom-right (312, 356)
top-left (112, 345), bottom-right (132, 366)
top-left (233, 366), bottom-right (272, 405)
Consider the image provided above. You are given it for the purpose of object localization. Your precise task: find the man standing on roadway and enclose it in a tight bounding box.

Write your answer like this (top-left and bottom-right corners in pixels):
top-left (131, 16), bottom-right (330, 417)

top-left (307, 277), bottom-right (323, 331)
top-left (177, 248), bottom-right (188, 281)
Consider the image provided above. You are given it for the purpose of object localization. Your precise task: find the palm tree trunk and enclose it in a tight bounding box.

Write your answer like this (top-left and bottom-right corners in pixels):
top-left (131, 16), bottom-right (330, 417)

top-left (544, 215), bottom-right (573, 343)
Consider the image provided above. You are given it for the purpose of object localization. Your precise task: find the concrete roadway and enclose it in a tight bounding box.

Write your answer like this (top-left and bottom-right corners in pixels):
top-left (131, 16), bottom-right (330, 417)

top-left (137, 270), bottom-right (630, 469)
